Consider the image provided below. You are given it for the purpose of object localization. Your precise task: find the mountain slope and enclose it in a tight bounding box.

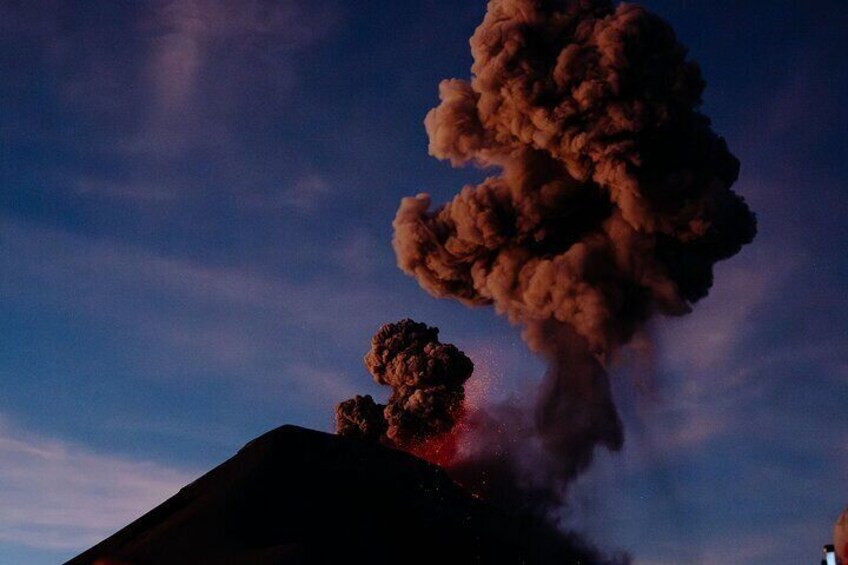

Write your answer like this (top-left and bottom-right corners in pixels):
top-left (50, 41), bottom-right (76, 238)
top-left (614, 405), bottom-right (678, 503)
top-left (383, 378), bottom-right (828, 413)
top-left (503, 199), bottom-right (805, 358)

top-left (66, 425), bottom-right (608, 565)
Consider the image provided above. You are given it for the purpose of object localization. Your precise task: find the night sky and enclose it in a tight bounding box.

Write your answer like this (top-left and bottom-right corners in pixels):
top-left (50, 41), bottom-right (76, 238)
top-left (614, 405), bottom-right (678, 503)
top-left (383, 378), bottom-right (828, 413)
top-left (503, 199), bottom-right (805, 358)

top-left (1, 1), bottom-right (847, 563)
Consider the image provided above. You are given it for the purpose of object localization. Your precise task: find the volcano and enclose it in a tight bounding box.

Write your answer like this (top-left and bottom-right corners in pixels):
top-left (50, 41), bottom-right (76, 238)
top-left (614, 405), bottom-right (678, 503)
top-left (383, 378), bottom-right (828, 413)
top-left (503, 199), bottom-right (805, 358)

top-left (66, 425), bottom-right (617, 565)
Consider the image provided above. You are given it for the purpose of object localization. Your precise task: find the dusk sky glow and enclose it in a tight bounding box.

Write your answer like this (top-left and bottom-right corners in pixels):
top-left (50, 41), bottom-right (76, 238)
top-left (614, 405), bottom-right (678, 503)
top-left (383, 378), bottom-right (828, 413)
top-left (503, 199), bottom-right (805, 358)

top-left (1, 1), bottom-right (847, 563)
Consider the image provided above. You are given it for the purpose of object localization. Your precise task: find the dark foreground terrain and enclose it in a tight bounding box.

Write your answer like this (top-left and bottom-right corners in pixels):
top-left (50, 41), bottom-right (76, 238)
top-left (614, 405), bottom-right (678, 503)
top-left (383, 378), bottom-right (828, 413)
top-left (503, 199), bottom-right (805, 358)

top-left (67, 425), bottom-right (612, 564)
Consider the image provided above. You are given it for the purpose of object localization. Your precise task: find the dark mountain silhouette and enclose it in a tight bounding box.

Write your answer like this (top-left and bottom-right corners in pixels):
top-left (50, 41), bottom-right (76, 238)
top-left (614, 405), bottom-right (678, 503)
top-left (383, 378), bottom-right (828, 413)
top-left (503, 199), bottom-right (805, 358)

top-left (66, 425), bottom-right (615, 565)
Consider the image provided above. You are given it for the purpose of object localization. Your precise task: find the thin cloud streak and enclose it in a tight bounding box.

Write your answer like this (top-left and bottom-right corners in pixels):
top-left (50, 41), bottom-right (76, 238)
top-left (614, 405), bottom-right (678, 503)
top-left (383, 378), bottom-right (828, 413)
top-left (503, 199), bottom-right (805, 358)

top-left (244, 173), bottom-right (334, 213)
top-left (0, 414), bottom-right (196, 553)
top-left (0, 217), bottom-right (402, 381)
top-left (74, 176), bottom-right (179, 203)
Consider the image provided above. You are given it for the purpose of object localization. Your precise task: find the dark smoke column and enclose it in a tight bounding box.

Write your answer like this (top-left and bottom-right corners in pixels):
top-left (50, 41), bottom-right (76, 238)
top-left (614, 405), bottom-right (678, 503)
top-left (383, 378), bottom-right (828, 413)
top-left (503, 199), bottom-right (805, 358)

top-left (393, 0), bottom-right (756, 499)
top-left (335, 319), bottom-right (473, 454)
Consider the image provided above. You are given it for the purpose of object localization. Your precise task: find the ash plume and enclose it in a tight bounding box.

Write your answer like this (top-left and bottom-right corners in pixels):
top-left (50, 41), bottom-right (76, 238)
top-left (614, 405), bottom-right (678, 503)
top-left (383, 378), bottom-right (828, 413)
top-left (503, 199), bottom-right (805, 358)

top-left (335, 319), bottom-right (473, 450)
top-left (335, 395), bottom-right (387, 441)
top-left (393, 0), bottom-right (756, 509)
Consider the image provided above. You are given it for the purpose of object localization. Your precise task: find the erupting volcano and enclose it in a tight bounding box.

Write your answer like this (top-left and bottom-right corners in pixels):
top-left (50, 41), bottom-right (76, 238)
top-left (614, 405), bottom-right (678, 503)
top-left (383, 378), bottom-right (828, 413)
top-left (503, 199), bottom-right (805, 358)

top-left (338, 0), bottom-right (757, 538)
top-left (70, 1), bottom-right (759, 563)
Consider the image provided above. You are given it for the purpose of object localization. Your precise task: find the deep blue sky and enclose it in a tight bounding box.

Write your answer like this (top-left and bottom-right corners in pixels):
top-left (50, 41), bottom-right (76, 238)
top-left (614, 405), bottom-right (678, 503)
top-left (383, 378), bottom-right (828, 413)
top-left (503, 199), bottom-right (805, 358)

top-left (1, 1), bottom-right (846, 563)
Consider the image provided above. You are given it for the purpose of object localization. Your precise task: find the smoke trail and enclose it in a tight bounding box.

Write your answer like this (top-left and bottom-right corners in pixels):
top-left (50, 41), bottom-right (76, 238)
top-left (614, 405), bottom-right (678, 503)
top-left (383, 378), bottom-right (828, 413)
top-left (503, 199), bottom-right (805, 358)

top-left (393, 0), bottom-right (756, 509)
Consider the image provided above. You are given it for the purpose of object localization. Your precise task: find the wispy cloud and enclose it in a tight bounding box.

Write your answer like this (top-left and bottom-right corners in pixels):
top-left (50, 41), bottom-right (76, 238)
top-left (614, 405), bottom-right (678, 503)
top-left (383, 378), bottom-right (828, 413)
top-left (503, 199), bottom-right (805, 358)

top-left (1, 0), bottom-right (342, 206)
top-left (134, 0), bottom-right (340, 156)
top-left (274, 362), bottom-right (362, 405)
top-left (620, 245), bottom-right (804, 452)
top-left (331, 229), bottom-right (383, 277)
top-left (0, 217), bottom-right (400, 388)
top-left (642, 532), bottom-right (777, 565)
top-left (695, 523), bottom-right (823, 565)
top-left (0, 414), bottom-right (196, 552)
top-left (657, 248), bottom-right (801, 377)
top-left (244, 173), bottom-right (333, 212)
top-left (580, 241), bottom-right (846, 562)
top-left (74, 176), bottom-right (179, 203)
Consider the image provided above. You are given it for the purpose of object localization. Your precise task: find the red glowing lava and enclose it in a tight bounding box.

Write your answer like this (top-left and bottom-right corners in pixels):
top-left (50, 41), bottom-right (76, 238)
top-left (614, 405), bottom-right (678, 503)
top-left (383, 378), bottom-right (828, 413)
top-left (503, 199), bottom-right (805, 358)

top-left (408, 431), bottom-right (460, 467)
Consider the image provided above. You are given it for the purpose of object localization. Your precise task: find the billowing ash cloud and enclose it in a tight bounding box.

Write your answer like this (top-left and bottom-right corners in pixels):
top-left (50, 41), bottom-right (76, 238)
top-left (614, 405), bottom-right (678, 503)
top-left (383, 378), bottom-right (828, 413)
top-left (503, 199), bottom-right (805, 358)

top-left (335, 319), bottom-right (473, 449)
top-left (335, 395), bottom-right (387, 441)
top-left (393, 0), bottom-right (756, 505)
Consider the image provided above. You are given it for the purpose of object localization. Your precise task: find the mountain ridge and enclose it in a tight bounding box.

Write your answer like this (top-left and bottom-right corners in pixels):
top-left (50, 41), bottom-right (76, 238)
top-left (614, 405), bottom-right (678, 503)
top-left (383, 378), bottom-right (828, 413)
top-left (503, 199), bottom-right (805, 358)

top-left (66, 425), bottom-right (612, 565)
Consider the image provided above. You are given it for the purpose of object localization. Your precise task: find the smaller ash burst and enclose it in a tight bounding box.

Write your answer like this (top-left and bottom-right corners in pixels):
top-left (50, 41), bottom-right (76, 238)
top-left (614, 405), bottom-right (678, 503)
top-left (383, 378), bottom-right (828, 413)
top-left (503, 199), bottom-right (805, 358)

top-left (334, 319), bottom-right (473, 462)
